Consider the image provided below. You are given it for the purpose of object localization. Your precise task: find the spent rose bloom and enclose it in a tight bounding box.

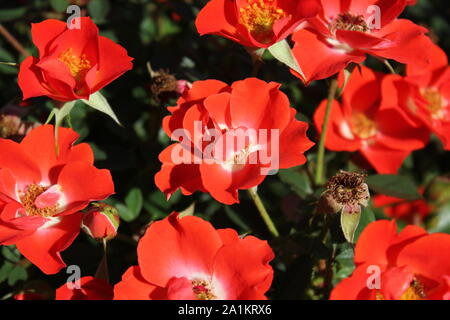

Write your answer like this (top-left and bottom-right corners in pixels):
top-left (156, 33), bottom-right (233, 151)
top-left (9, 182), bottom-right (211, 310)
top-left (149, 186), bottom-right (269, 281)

top-left (313, 66), bottom-right (429, 174)
top-left (330, 220), bottom-right (450, 300)
top-left (114, 213), bottom-right (274, 300)
top-left (155, 78), bottom-right (314, 205)
top-left (0, 125), bottom-right (114, 274)
top-left (195, 0), bottom-right (320, 48)
top-left (18, 17), bottom-right (133, 102)
top-left (291, 0), bottom-right (432, 84)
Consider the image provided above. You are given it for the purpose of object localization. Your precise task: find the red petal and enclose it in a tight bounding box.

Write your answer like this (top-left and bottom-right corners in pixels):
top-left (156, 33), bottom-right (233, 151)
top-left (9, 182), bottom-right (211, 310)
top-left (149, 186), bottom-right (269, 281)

top-left (314, 99), bottom-right (361, 151)
top-left (292, 29), bottom-right (366, 84)
top-left (15, 212), bottom-right (83, 274)
top-left (91, 36), bottom-right (133, 92)
top-left (18, 56), bottom-right (51, 100)
top-left (397, 233), bottom-right (450, 283)
top-left (195, 0), bottom-right (240, 43)
top-left (330, 263), bottom-right (378, 300)
top-left (56, 276), bottom-right (113, 300)
top-left (57, 161), bottom-right (114, 213)
top-left (212, 234), bottom-right (274, 299)
top-left (137, 213), bottom-right (223, 287)
top-left (359, 142), bottom-right (412, 174)
top-left (0, 138), bottom-right (41, 187)
top-left (114, 266), bottom-right (163, 300)
top-left (31, 19), bottom-right (67, 57)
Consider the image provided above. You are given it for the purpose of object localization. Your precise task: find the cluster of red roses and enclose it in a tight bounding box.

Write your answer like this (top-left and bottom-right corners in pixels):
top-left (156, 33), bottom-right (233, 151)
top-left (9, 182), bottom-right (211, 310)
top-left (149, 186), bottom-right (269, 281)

top-left (1, 0), bottom-right (449, 300)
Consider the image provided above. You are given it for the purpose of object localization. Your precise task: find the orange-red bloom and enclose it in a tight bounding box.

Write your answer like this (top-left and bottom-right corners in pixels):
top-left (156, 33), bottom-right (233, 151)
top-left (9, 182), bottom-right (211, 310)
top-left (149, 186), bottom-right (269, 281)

top-left (0, 125), bottom-right (114, 274)
top-left (330, 220), bottom-right (450, 300)
top-left (195, 0), bottom-right (320, 48)
top-left (18, 17), bottom-right (133, 102)
top-left (56, 276), bottom-right (113, 300)
top-left (381, 43), bottom-right (450, 149)
top-left (373, 188), bottom-right (431, 224)
top-left (313, 66), bottom-right (429, 174)
top-left (114, 213), bottom-right (274, 300)
top-left (154, 78), bottom-right (314, 204)
top-left (292, 0), bottom-right (431, 84)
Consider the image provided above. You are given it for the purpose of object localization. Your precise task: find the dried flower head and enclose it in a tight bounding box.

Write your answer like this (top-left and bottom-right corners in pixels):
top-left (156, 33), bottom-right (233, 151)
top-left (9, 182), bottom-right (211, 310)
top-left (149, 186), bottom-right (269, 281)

top-left (318, 170), bottom-right (370, 215)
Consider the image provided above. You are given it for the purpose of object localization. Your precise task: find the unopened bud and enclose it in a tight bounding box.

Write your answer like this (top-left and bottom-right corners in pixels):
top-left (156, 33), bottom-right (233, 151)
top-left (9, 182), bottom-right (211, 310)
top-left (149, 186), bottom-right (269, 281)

top-left (82, 203), bottom-right (120, 241)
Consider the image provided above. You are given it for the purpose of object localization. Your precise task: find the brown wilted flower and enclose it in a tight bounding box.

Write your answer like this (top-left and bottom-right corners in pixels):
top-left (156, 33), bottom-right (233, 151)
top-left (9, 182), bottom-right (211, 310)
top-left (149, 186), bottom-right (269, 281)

top-left (318, 170), bottom-right (370, 215)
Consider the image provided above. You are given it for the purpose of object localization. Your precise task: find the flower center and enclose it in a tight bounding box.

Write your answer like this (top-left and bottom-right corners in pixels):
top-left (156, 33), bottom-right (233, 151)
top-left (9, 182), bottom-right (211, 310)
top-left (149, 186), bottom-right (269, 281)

top-left (191, 279), bottom-right (216, 300)
top-left (239, 0), bottom-right (287, 43)
top-left (330, 13), bottom-right (369, 35)
top-left (352, 113), bottom-right (377, 139)
top-left (421, 88), bottom-right (445, 120)
top-left (19, 184), bottom-right (58, 217)
top-left (376, 279), bottom-right (427, 300)
top-left (58, 48), bottom-right (91, 80)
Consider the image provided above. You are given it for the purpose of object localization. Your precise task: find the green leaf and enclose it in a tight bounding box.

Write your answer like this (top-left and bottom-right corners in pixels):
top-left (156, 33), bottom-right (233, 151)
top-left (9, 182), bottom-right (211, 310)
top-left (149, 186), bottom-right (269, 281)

top-left (0, 7), bottom-right (27, 22)
top-left (268, 40), bottom-right (305, 79)
top-left (125, 188), bottom-right (143, 220)
top-left (55, 101), bottom-right (76, 128)
top-left (49, 0), bottom-right (69, 13)
top-left (2, 245), bottom-right (21, 263)
top-left (7, 265), bottom-right (27, 286)
top-left (366, 174), bottom-right (421, 201)
top-left (354, 206), bottom-right (376, 242)
top-left (340, 210), bottom-right (361, 243)
top-left (278, 168), bottom-right (312, 198)
top-left (116, 203), bottom-right (135, 222)
top-left (82, 91), bottom-right (122, 126)
top-left (0, 262), bottom-right (14, 284)
top-left (87, 0), bottom-right (110, 24)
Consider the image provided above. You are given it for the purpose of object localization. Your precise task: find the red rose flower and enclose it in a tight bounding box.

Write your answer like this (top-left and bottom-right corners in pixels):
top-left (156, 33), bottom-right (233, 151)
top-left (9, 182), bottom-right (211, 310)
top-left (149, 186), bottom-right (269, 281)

top-left (313, 66), bottom-right (429, 174)
top-left (114, 213), bottom-right (274, 300)
top-left (56, 276), bottom-right (113, 300)
top-left (154, 78), bottom-right (314, 205)
top-left (381, 43), bottom-right (450, 149)
top-left (195, 0), bottom-right (319, 48)
top-left (373, 188), bottom-right (431, 224)
top-left (18, 17), bottom-right (133, 102)
top-left (291, 0), bottom-right (431, 83)
top-left (0, 125), bottom-right (114, 274)
top-left (330, 220), bottom-right (450, 300)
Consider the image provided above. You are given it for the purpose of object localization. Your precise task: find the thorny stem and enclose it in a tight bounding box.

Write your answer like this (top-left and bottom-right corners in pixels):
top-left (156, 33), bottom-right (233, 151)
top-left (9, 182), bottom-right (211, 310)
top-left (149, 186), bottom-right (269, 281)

top-left (315, 77), bottom-right (339, 185)
top-left (247, 187), bottom-right (279, 237)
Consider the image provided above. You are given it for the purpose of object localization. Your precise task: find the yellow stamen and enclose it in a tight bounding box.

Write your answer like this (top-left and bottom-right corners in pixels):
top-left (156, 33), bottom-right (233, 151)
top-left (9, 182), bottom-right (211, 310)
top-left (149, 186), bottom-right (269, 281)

top-left (19, 184), bottom-right (57, 217)
top-left (191, 279), bottom-right (216, 300)
top-left (376, 279), bottom-right (427, 300)
top-left (421, 88), bottom-right (445, 120)
top-left (352, 113), bottom-right (377, 139)
top-left (330, 13), bottom-right (369, 35)
top-left (239, 0), bottom-right (288, 43)
top-left (58, 48), bottom-right (91, 80)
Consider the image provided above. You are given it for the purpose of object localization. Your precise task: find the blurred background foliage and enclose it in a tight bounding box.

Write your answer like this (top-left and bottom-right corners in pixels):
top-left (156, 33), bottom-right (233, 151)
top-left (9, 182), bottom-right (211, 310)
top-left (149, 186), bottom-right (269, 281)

top-left (0, 0), bottom-right (449, 300)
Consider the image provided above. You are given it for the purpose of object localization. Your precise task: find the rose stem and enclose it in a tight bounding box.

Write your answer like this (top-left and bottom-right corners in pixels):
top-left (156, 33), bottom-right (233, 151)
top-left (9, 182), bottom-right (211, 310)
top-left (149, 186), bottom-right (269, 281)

top-left (315, 77), bottom-right (339, 185)
top-left (247, 187), bottom-right (280, 237)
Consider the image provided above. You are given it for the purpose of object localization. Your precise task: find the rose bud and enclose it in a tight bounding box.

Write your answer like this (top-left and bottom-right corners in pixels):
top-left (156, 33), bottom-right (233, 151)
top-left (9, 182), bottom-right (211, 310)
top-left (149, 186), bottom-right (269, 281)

top-left (82, 203), bottom-right (120, 241)
top-left (317, 170), bottom-right (370, 243)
